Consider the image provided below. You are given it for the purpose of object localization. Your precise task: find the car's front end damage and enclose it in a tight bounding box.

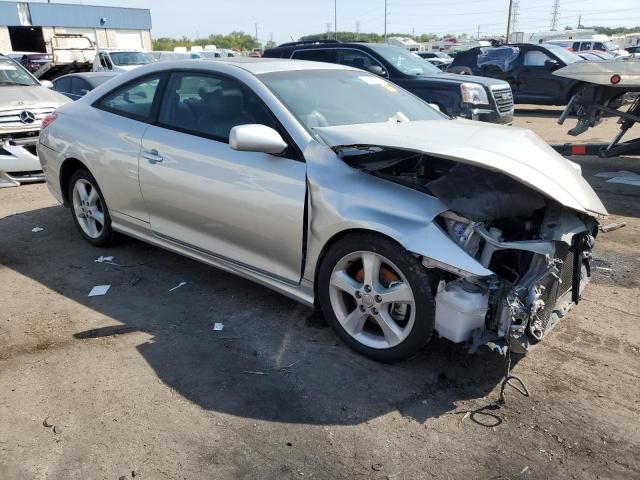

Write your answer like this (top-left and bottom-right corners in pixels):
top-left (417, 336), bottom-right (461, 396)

top-left (310, 119), bottom-right (607, 355)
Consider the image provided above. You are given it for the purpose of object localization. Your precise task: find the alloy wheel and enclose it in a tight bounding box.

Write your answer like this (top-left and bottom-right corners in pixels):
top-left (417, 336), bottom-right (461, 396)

top-left (72, 178), bottom-right (105, 239)
top-left (328, 251), bottom-right (416, 349)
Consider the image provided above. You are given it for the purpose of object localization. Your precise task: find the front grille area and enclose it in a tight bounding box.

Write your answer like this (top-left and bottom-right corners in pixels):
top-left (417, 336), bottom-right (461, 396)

top-left (0, 107), bottom-right (56, 130)
top-left (491, 87), bottom-right (514, 114)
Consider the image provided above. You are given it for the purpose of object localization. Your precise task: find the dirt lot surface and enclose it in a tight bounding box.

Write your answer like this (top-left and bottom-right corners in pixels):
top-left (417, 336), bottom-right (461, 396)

top-left (1, 109), bottom-right (639, 479)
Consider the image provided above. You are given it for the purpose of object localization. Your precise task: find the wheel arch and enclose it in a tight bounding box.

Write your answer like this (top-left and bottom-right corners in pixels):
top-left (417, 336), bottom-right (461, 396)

top-left (59, 158), bottom-right (91, 207)
top-left (311, 228), bottom-right (405, 308)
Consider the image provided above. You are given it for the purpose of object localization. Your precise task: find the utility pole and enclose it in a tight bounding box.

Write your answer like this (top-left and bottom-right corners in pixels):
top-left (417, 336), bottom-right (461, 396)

top-left (384, 0), bottom-right (389, 42)
top-left (511, 0), bottom-right (520, 36)
top-left (477, 25), bottom-right (480, 39)
top-left (550, 0), bottom-right (560, 31)
top-left (326, 23), bottom-right (331, 40)
top-left (334, 0), bottom-right (338, 40)
top-left (506, 0), bottom-right (513, 44)
top-left (578, 15), bottom-right (582, 29)
top-left (254, 23), bottom-right (258, 43)
top-left (356, 21), bottom-right (360, 41)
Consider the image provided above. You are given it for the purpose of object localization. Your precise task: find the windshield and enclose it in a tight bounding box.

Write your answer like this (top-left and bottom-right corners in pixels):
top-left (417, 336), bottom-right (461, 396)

top-left (0, 56), bottom-right (38, 86)
top-left (603, 41), bottom-right (618, 52)
top-left (259, 69), bottom-right (444, 134)
top-left (543, 44), bottom-right (582, 64)
top-left (367, 44), bottom-right (442, 75)
top-left (109, 52), bottom-right (155, 66)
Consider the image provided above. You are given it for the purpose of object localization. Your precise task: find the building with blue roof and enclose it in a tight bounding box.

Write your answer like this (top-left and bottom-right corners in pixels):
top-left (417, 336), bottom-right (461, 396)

top-left (0, 2), bottom-right (152, 53)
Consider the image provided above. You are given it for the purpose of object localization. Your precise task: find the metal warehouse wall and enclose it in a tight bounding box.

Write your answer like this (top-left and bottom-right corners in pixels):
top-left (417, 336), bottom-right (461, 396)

top-left (0, 3), bottom-right (21, 25)
top-left (0, 2), bottom-right (152, 30)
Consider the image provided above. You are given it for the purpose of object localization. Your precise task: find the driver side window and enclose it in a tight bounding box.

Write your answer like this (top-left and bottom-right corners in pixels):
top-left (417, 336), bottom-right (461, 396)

top-left (523, 50), bottom-right (552, 67)
top-left (157, 71), bottom-right (278, 142)
top-left (336, 49), bottom-right (380, 72)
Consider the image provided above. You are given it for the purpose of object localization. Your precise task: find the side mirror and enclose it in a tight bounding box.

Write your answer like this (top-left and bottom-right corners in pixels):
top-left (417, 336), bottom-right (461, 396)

top-left (366, 65), bottom-right (386, 76)
top-left (544, 59), bottom-right (560, 70)
top-left (80, 89), bottom-right (90, 96)
top-left (41, 80), bottom-right (54, 89)
top-left (229, 124), bottom-right (288, 155)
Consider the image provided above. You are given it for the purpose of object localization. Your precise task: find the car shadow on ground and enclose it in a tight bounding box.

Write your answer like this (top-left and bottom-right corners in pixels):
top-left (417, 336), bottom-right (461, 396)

top-left (0, 204), bottom-right (515, 427)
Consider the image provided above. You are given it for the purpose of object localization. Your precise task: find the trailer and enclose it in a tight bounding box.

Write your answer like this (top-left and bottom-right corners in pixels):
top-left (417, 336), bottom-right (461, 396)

top-left (33, 34), bottom-right (96, 81)
top-left (554, 60), bottom-right (640, 157)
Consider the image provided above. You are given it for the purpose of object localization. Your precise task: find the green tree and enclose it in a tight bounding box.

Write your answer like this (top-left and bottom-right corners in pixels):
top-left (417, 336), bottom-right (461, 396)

top-left (152, 31), bottom-right (260, 52)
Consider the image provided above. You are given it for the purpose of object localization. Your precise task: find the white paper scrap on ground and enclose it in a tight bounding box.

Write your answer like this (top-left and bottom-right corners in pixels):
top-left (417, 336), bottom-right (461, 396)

top-left (213, 322), bottom-right (224, 331)
top-left (95, 256), bottom-right (115, 263)
top-left (168, 281), bottom-right (187, 292)
top-left (31, 227), bottom-right (44, 233)
top-left (88, 285), bottom-right (111, 297)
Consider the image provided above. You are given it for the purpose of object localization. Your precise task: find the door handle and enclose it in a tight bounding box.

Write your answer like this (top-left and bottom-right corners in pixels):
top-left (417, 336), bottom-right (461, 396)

top-left (142, 149), bottom-right (163, 164)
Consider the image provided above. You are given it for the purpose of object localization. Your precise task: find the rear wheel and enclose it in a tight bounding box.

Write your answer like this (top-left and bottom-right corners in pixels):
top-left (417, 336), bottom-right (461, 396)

top-left (68, 169), bottom-right (115, 247)
top-left (318, 233), bottom-right (435, 362)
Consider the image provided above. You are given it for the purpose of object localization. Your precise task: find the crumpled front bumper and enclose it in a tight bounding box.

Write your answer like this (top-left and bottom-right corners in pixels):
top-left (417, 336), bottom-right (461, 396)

top-left (0, 137), bottom-right (44, 187)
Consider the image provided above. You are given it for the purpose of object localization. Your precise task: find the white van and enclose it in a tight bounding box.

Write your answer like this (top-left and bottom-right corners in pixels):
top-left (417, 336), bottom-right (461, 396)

top-left (547, 39), bottom-right (630, 57)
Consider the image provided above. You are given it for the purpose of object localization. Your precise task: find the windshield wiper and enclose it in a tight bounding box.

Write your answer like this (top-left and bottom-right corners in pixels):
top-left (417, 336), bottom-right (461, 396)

top-left (0, 81), bottom-right (33, 86)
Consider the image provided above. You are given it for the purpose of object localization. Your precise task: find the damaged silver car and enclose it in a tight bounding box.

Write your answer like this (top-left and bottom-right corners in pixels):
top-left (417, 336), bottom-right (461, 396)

top-left (38, 59), bottom-right (607, 361)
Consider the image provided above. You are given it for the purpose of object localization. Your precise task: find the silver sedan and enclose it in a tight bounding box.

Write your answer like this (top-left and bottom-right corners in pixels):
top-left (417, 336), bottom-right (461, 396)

top-left (38, 59), bottom-right (606, 361)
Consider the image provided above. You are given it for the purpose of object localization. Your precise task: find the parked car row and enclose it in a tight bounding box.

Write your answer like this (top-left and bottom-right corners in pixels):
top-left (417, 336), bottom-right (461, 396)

top-left (36, 58), bottom-right (606, 361)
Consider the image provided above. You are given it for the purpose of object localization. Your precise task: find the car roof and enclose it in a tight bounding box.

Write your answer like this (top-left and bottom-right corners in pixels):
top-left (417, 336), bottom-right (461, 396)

top-left (54, 72), bottom-right (118, 86)
top-left (143, 58), bottom-right (356, 75)
top-left (268, 41), bottom-right (375, 51)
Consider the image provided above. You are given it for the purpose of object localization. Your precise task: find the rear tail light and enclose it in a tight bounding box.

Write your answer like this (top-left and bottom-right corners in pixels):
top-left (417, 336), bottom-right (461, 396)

top-left (610, 74), bottom-right (621, 85)
top-left (41, 112), bottom-right (57, 130)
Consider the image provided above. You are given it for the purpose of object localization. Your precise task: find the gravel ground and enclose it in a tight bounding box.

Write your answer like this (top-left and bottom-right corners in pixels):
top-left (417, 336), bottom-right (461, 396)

top-left (0, 109), bottom-right (639, 480)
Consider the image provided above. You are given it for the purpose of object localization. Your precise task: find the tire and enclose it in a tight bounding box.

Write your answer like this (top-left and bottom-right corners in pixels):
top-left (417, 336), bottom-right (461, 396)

top-left (318, 232), bottom-right (435, 362)
top-left (67, 169), bottom-right (115, 247)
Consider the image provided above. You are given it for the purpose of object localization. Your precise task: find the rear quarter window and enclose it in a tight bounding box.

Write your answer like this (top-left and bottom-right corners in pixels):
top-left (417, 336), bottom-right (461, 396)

top-left (97, 75), bottom-right (162, 122)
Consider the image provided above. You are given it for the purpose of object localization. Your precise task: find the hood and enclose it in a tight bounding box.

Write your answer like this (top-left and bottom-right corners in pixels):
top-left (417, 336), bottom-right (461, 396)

top-left (314, 120), bottom-right (607, 217)
top-left (412, 72), bottom-right (508, 88)
top-left (0, 85), bottom-right (69, 109)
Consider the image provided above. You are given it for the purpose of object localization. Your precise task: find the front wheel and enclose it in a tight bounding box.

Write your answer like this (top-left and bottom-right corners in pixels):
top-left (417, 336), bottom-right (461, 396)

top-left (318, 233), bottom-right (435, 362)
top-left (68, 169), bottom-right (115, 247)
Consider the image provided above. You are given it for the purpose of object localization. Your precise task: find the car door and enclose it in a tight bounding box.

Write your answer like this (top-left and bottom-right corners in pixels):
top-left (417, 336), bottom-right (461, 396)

top-left (138, 70), bottom-right (307, 283)
top-left (91, 73), bottom-right (165, 222)
top-left (516, 48), bottom-right (567, 104)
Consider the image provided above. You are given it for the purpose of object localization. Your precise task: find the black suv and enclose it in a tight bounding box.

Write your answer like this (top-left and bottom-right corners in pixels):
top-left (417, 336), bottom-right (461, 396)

top-left (263, 40), bottom-right (513, 124)
top-left (449, 43), bottom-right (585, 105)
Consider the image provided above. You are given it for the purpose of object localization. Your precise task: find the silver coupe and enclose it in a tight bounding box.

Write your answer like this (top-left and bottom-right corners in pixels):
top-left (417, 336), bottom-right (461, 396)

top-left (38, 58), bottom-right (607, 361)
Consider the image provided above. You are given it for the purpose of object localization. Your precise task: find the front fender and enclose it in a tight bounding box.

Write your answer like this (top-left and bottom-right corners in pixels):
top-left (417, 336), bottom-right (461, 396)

top-left (303, 141), bottom-right (494, 282)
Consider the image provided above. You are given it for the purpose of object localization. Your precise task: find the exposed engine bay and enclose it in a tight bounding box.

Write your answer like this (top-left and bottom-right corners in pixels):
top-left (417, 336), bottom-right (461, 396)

top-left (338, 145), bottom-right (600, 354)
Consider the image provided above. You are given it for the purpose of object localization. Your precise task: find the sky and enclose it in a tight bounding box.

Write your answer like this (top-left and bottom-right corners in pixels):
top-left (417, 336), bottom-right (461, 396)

top-left (24, 0), bottom-right (640, 44)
